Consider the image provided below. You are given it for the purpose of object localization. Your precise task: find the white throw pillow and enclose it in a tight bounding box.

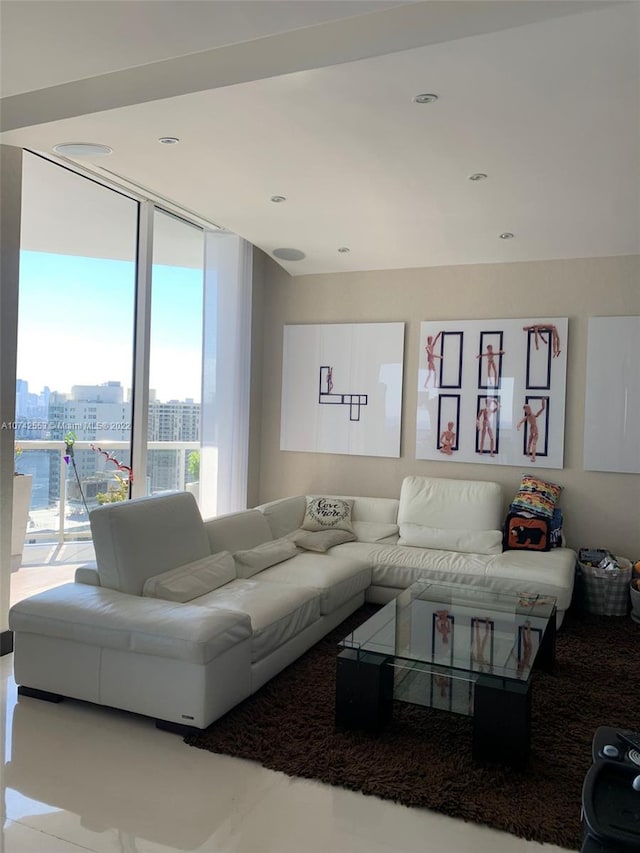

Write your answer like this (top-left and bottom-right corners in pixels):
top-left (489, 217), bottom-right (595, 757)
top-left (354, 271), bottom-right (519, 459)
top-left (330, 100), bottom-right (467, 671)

top-left (142, 551), bottom-right (235, 602)
top-left (398, 523), bottom-right (503, 556)
top-left (292, 528), bottom-right (356, 552)
top-left (233, 538), bottom-right (298, 578)
top-left (302, 497), bottom-right (354, 533)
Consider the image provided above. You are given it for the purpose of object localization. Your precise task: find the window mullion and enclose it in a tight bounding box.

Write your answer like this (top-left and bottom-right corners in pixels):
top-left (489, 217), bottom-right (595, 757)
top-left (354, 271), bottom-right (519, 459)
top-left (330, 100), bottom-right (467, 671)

top-left (130, 202), bottom-right (154, 498)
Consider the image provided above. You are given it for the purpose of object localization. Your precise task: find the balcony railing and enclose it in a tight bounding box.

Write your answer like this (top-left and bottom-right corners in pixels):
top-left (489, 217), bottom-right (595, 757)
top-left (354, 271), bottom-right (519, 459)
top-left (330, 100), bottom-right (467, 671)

top-left (15, 440), bottom-right (200, 546)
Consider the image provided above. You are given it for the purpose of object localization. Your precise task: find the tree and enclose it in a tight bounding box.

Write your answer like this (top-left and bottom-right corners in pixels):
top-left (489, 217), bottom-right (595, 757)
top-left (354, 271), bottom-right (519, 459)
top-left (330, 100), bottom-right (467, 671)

top-left (187, 450), bottom-right (200, 481)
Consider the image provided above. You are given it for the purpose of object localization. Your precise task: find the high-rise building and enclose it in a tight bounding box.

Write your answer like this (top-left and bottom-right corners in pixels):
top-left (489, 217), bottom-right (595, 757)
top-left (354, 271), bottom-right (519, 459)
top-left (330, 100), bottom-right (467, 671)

top-left (148, 398), bottom-right (200, 442)
top-left (147, 398), bottom-right (200, 492)
top-left (46, 382), bottom-right (132, 502)
top-left (15, 379), bottom-right (51, 439)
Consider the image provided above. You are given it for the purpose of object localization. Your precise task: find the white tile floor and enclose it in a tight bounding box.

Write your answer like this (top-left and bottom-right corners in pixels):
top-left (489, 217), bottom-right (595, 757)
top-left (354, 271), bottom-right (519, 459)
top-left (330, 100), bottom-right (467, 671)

top-left (1, 650), bottom-right (574, 853)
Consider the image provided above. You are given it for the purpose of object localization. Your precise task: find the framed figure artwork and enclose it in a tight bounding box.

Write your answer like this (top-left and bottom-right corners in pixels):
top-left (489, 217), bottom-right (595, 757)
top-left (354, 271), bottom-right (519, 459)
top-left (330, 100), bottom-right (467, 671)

top-left (430, 609), bottom-right (454, 711)
top-left (416, 318), bottom-right (568, 468)
top-left (470, 617), bottom-right (495, 674)
top-left (514, 621), bottom-right (543, 680)
top-left (281, 322), bottom-right (405, 457)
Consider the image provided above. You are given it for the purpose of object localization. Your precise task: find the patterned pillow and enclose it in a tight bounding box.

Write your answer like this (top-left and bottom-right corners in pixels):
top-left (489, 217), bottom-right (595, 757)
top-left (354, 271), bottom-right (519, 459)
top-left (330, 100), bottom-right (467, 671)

top-left (510, 475), bottom-right (562, 519)
top-left (302, 497), bottom-right (354, 533)
top-left (503, 512), bottom-right (551, 551)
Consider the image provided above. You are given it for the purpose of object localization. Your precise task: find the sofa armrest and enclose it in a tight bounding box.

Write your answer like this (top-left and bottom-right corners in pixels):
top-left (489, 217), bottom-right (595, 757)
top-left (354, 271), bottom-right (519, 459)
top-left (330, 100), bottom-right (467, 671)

top-left (75, 566), bottom-right (101, 586)
top-left (9, 583), bottom-right (251, 665)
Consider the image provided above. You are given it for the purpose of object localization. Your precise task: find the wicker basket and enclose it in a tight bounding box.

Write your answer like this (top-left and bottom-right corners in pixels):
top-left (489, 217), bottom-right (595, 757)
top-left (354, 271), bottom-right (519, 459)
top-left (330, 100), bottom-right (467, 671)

top-left (629, 576), bottom-right (640, 623)
top-left (575, 555), bottom-right (632, 616)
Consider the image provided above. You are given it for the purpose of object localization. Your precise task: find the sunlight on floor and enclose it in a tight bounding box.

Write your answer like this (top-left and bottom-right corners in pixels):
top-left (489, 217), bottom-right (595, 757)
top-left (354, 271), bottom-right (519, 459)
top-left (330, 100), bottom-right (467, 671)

top-left (9, 541), bottom-right (95, 606)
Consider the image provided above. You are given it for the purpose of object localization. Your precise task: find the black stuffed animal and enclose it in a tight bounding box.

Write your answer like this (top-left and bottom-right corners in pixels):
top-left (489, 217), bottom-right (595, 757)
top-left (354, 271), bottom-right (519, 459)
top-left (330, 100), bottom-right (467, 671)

top-left (510, 525), bottom-right (545, 546)
top-left (503, 511), bottom-right (550, 551)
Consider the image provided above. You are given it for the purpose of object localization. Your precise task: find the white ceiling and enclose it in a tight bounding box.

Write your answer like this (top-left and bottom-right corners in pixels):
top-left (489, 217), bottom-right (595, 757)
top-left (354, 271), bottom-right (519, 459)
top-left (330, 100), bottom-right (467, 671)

top-left (1, 0), bottom-right (639, 276)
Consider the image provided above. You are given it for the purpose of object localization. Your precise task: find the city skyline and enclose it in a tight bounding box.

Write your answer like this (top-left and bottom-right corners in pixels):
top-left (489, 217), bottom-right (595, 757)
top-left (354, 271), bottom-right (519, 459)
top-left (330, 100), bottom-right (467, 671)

top-left (13, 379), bottom-right (202, 514)
top-left (15, 376), bottom-right (200, 406)
top-left (14, 378), bottom-right (202, 448)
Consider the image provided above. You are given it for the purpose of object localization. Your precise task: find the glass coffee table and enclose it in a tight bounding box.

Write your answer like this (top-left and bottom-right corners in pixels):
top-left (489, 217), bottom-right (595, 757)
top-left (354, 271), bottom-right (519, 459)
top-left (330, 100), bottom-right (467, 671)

top-left (335, 580), bottom-right (556, 767)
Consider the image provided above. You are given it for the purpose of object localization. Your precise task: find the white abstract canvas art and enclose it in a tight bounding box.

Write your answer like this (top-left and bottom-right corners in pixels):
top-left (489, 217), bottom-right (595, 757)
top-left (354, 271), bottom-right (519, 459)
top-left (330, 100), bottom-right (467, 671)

top-left (584, 316), bottom-right (640, 474)
top-left (416, 317), bottom-right (568, 468)
top-left (281, 323), bottom-right (405, 457)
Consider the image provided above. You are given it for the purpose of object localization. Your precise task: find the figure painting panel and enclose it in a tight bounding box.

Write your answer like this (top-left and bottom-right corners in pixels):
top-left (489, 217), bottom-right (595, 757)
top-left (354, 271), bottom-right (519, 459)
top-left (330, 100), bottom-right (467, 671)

top-left (416, 318), bottom-right (567, 468)
top-left (281, 323), bottom-right (405, 457)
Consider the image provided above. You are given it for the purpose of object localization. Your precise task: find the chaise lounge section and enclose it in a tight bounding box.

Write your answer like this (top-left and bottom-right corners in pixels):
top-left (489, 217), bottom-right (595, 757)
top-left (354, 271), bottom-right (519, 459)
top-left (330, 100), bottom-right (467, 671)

top-left (9, 476), bottom-right (576, 731)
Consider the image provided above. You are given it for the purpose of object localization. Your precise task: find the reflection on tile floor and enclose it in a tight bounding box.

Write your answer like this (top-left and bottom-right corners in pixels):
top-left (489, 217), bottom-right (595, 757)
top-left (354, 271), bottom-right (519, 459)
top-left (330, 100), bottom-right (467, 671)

top-left (1, 654), bottom-right (573, 853)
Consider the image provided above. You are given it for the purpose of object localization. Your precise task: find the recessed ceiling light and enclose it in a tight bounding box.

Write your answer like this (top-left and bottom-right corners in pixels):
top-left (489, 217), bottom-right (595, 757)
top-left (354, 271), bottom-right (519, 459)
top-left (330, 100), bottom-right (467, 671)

top-left (273, 248), bottom-right (306, 261)
top-left (270, 196), bottom-right (287, 203)
top-left (337, 247), bottom-right (350, 254)
top-left (469, 173), bottom-right (488, 181)
top-left (413, 93), bottom-right (438, 104)
top-left (158, 137), bottom-right (180, 145)
top-left (53, 143), bottom-right (112, 157)
top-left (499, 232), bottom-right (515, 240)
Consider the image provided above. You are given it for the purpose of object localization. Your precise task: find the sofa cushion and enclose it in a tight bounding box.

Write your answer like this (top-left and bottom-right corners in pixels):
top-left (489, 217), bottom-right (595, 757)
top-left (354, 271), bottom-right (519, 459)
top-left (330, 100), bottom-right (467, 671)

top-left (510, 474), bottom-right (562, 519)
top-left (351, 496), bottom-right (399, 523)
top-left (310, 495), bottom-right (399, 524)
top-left (352, 521), bottom-right (399, 544)
top-left (257, 495), bottom-right (306, 538)
top-left (90, 492), bottom-right (211, 596)
top-left (292, 528), bottom-right (356, 552)
top-left (8, 582), bottom-right (252, 665)
top-left (370, 545), bottom-right (494, 589)
top-left (330, 541), bottom-right (387, 563)
top-left (398, 523), bottom-right (503, 555)
top-left (398, 476), bottom-right (502, 555)
top-left (204, 509), bottom-right (273, 554)
top-left (142, 552), bottom-right (236, 602)
top-left (194, 579), bottom-right (320, 662)
top-left (486, 547), bottom-right (576, 611)
top-left (255, 553), bottom-right (372, 615)
top-left (259, 494), bottom-right (399, 539)
top-left (302, 496), bottom-right (354, 533)
top-left (234, 539), bottom-right (298, 578)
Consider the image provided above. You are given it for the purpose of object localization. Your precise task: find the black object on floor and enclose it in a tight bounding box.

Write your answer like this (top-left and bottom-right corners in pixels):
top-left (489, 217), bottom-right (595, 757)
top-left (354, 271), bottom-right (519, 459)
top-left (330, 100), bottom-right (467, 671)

top-left (581, 726), bottom-right (640, 852)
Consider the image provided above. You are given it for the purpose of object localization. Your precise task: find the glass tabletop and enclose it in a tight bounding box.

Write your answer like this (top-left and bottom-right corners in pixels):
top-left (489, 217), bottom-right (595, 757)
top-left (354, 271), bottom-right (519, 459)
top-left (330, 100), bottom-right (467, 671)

top-left (339, 580), bottom-right (556, 684)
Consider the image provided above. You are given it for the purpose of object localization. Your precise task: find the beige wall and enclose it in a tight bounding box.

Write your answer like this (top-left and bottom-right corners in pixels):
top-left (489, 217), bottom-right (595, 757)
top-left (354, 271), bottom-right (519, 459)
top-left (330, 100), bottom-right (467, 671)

top-left (255, 253), bottom-right (640, 559)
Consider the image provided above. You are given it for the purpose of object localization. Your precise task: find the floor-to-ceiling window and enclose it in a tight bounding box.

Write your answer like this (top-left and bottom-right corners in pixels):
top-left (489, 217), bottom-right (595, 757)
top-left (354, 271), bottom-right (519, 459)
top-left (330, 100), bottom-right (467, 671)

top-left (147, 211), bottom-right (204, 502)
top-left (15, 153), bottom-right (137, 547)
top-left (9, 151), bottom-right (249, 606)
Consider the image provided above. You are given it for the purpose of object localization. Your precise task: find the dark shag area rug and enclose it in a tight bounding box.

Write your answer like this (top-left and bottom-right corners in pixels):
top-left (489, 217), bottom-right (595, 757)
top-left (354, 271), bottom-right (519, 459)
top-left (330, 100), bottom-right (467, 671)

top-left (185, 605), bottom-right (639, 850)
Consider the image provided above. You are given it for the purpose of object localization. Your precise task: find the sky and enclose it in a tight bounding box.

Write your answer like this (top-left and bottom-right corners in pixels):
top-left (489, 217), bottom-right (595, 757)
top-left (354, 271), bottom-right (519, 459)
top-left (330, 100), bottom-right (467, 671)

top-left (17, 250), bottom-right (204, 403)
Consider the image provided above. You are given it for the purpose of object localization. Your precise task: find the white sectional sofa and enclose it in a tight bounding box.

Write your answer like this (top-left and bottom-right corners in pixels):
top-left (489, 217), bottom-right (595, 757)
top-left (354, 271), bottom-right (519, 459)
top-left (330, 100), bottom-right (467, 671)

top-left (9, 476), bottom-right (576, 732)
